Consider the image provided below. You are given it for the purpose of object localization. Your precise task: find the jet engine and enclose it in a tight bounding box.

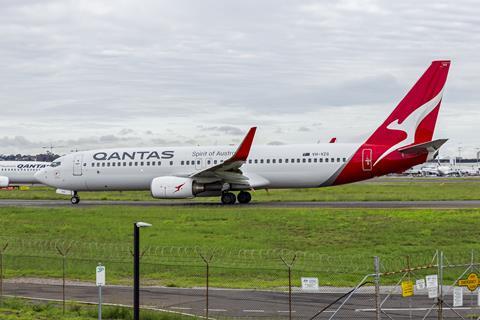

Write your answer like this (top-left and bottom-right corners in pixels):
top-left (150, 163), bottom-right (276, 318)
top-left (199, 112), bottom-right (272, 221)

top-left (151, 176), bottom-right (198, 199)
top-left (150, 176), bottom-right (227, 199)
top-left (0, 176), bottom-right (9, 187)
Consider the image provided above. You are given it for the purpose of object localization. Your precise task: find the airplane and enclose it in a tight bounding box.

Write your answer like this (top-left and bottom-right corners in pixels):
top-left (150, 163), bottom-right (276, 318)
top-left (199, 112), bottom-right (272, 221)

top-left (35, 60), bottom-right (451, 205)
top-left (0, 161), bottom-right (51, 187)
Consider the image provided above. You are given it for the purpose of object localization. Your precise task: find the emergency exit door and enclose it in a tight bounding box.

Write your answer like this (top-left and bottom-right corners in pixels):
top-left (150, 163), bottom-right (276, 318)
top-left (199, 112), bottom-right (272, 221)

top-left (362, 149), bottom-right (373, 172)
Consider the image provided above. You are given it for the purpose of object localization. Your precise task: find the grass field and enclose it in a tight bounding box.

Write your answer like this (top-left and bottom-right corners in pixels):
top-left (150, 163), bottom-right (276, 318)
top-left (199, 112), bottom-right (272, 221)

top-left (0, 298), bottom-right (195, 320)
top-left (1, 177), bottom-right (480, 202)
top-left (1, 205), bottom-right (480, 287)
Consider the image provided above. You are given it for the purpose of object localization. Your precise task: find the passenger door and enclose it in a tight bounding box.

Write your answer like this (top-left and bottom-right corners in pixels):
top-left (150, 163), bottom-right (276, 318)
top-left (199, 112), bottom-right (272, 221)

top-left (73, 154), bottom-right (83, 176)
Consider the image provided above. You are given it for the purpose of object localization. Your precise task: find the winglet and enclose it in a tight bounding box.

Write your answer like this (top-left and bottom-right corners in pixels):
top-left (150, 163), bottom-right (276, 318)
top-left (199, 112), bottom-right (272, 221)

top-left (230, 127), bottom-right (257, 162)
top-left (329, 137), bottom-right (337, 143)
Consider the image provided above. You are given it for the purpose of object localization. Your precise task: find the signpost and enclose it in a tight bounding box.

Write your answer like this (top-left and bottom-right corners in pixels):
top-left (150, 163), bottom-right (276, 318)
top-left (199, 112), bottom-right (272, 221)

top-left (458, 273), bottom-right (480, 292)
top-left (96, 264), bottom-right (105, 320)
top-left (401, 281), bottom-right (414, 297)
top-left (301, 277), bottom-right (319, 291)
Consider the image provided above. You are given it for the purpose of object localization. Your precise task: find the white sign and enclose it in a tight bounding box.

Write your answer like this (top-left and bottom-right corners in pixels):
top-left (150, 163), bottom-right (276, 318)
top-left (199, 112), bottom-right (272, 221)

top-left (426, 275), bottom-right (438, 289)
top-left (301, 277), bottom-right (319, 290)
top-left (428, 287), bottom-right (438, 299)
top-left (453, 287), bottom-right (463, 307)
top-left (416, 279), bottom-right (426, 290)
top-left (96, 265), bottom-right (105, 287)
top-left (478, 290), bottom-right (480, 307)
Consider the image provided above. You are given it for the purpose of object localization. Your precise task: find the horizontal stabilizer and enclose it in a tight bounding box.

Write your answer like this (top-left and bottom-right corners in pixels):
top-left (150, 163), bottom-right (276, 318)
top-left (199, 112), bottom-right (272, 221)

top-left (398, 139), bottom-right (448, 154)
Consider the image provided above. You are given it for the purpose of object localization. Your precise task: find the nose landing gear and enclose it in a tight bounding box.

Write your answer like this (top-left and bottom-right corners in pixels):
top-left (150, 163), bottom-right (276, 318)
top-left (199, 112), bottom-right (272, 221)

top-left (70, 191), bottom-right (80, 205)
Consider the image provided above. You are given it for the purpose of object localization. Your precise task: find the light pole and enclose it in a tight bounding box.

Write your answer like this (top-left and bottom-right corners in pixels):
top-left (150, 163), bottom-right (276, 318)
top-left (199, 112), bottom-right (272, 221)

top-left (134, 222), bottom-right (152, 320)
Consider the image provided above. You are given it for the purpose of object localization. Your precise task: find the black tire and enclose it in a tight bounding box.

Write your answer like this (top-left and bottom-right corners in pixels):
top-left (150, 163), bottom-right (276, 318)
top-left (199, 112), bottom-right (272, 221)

top-left (71, 196), bottom-right (80, 205)
top-left (221, 192), bottom-right (236, 205)
top-left (237, 191), bottom-right (252, 204)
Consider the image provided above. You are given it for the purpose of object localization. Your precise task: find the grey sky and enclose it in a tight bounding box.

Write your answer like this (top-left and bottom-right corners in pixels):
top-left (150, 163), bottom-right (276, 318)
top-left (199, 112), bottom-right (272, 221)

top-left (0, 0), bottom-right (479, 157)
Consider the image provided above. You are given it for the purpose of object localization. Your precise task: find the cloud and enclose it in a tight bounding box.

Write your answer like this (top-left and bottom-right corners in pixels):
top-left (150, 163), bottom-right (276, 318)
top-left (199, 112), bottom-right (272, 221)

top-left (0, 0), bottom-right (479, 157)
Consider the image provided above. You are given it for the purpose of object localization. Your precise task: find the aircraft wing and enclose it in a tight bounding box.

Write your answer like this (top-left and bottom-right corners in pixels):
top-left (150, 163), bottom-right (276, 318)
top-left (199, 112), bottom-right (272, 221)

top-left (190, 127), bottom-right (257, 186)
top-left (398, 139), bottom-right (448, 154)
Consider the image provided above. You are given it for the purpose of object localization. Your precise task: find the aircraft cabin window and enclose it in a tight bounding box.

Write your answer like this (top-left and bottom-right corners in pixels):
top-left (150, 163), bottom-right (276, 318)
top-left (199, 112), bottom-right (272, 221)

top-left (112, 162), bottom-right (116, 167)
top-left (91, 163), bottom-right (94, 167)
top-left (308, 159), bottom-right (312, 163)
top-left (170, 161), bottom-right (173, 166)
top-left (285, 159), bottom-right (288, 163)
top-left (266, 159), bottom-right (270, 164)
top-left (314, 158), bottom-right (317, 163)
top-left (296, 159), bottom-right (300, 163)
top-left (181, 161), bottom-right (185, 165)
top-left (208, 160), bottom-right (212, 165)
top-left (135, 162), bottom-right (138, 166)
top-left (140, 162), bottom-right (144, 166)
top-left (107, 163), bottom-right (111, 167)
top-left (254, 159), bottom-right (258, 164)
top-left (272, 159), bottom-right (276, 164)
top-left (102, 163), bottom-right (106, 167)
top-left (302, 159), bottom-right (306, 163)
top-left (319, 158), bottom-right (323, 162)
top-left (146, 161), bottom-right (150, 166)
top-left (196, 160), bottom-right (200, 165)
top-left (214, 160), bottom-right (218, 164)
top-left (129, 162), bottom-right (133, 166)
top-left (186, 161), bottom-right (189, 165)
top-left (157, 161), bottom-right (161, 166)
top-left (337, 158), bottom-right (340, 162)
top-left (326, 158), bottom-right (329, 162)
top-left (343, 158), bottom-right (346, 162)
top-left (83, 163), bottom-right (86, 166)
top-left (278, 159), bottom-right (282, 163)
top-left (331, 158), bottom-right (335, 162)
top-left (123, 162), bottom-right (127, 166)
top-left (118, 162), bottom-right (121, 167)
top-left (260, 159), bottom-right (264, 164)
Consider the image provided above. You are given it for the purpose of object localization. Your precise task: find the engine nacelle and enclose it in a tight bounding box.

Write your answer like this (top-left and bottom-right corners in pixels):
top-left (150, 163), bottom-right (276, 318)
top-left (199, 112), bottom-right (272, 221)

top-left (0, 176), bottom-right (9, 187)
top-left (151, 176), bottom-right (197, 199)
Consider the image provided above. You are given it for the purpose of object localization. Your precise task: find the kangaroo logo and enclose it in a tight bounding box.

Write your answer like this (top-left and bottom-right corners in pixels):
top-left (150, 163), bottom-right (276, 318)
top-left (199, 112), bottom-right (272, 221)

top-left (373, 90), bottom-right (443, 166)
top-left (174, 183), bottom-right (186, 193)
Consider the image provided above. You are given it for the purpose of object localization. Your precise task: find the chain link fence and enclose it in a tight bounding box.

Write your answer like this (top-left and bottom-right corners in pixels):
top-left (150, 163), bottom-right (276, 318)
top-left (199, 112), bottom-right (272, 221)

top-left (1, 237), bottom-right (479, 319)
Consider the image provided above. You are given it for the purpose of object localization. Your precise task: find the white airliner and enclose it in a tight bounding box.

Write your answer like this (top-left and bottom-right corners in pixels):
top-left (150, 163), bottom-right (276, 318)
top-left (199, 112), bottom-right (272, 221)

top-left (0, 161), bottom-right (51, 187)
top-left (35, 60), bottom-right (451, 205)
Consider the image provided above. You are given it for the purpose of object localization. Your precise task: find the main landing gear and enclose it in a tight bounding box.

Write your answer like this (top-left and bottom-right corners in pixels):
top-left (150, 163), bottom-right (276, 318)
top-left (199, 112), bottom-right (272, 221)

top-left (220, 191), bottom-right (252, 205)
top-left (71, 191), bottom-right (80, 205)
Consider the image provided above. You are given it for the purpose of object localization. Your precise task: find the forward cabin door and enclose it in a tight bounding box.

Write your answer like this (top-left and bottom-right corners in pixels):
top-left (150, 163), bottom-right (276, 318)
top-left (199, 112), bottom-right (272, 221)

top-left (362, 149), bottom-right (373, 172)
top-left (73, 154), bottom-right (83, 176)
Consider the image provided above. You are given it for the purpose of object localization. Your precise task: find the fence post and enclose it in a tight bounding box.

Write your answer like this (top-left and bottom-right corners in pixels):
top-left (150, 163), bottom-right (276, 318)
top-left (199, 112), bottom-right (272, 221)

top-left (374, 256), bottom-right (381, 320)
top-left (199, 253), bottom-right (214, 320)
top-left (56, 243), bottom-right (72, 314)
top-left (280, 254), bottom-right (297, 320)
top-left (0, 242), bottom-right (8, 307)
top-left (437, 251), bottom-right (443, 320)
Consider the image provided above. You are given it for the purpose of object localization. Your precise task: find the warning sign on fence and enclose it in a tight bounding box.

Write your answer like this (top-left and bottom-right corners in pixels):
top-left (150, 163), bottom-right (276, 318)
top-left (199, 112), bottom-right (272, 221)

top-left (401, 281), bottom-right (414, 297)
top-left (458, 273), bottom-right (480, 292)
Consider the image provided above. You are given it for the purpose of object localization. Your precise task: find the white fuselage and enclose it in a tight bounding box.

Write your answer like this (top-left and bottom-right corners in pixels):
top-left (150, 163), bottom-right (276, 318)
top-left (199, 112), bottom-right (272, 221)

top-left (36, 143), bottom-right (359, 192)
top-left (0, 161), bottom-right (51, 185)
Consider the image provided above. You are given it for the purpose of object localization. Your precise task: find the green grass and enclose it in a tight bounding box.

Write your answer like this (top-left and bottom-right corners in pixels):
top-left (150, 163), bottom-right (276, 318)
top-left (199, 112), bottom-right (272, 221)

top-left (0, 298), bottom-right (196, 320)
top-left (1, 206), bottom-right (480, 287)
top-left (1, 177), bottom-right (480, 201)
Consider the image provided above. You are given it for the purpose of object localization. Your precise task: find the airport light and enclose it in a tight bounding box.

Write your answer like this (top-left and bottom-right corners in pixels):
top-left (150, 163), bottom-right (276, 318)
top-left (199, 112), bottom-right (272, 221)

top-left (133, 222), bottom-right (152, 320)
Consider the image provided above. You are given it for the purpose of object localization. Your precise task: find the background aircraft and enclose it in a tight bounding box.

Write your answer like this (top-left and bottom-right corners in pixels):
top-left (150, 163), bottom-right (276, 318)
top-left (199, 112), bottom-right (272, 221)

top-left (0, 161), bottom-right (50, 187)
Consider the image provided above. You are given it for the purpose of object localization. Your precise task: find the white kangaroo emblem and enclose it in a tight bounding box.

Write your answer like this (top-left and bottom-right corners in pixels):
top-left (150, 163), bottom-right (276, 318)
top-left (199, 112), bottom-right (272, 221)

top-left (373, 90), bottom-right (443, 166)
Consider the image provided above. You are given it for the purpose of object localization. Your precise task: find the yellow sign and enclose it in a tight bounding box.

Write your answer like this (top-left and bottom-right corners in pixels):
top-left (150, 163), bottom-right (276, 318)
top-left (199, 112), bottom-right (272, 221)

top-left (458, 273), bottom-right (480, 292)
top-left (402, 280), bottom-right (414, 297)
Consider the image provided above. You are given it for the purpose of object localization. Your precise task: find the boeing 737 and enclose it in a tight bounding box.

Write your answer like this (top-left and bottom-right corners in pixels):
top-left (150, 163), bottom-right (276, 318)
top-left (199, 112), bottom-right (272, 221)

top-left (0, 161), bottom-right (51, 187)
top-left (35, 60), bottom-right (451, 205)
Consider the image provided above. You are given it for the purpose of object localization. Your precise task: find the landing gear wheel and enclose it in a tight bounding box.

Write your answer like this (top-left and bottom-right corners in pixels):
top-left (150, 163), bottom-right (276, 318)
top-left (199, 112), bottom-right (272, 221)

top-left (237, 191), bottom-right (252, 204)
top-left (221, 192), bottom-right (236, 205)
top-left (71, 196), bottom-right (80, 205)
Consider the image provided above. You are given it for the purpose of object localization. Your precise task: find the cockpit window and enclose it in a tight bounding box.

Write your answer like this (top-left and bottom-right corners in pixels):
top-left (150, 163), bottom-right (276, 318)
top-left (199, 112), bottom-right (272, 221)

top-left (51, 161), bottom-right (61, 167)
